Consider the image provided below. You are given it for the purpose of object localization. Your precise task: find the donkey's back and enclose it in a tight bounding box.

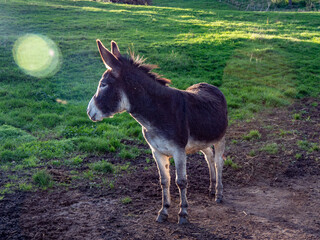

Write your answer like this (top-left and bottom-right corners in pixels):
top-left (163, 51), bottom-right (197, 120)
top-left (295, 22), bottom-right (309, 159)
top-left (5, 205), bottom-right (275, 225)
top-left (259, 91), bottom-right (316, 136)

top-left (184, 82), bottom-right (228, 149)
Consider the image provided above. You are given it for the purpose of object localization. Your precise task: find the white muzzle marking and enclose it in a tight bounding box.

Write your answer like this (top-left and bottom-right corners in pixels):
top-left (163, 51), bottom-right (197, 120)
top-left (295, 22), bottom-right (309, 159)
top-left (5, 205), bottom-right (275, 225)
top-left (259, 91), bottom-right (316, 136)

top-left (87, 97), bottom-right (104, 122)
top-left (87, 91), bottom-right (131, 122)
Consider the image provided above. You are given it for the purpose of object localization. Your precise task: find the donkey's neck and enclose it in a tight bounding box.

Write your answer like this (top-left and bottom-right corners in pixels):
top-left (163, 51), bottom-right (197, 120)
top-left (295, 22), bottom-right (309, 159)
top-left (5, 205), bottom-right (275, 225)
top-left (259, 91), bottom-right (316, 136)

top-left (124, 74), bottom-right (178, 129)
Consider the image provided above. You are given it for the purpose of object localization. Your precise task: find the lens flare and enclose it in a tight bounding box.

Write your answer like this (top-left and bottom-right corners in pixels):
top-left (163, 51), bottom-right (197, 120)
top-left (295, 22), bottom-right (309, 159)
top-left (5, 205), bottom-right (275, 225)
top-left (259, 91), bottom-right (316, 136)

top-left (13, 34), bottom-right (62, 78)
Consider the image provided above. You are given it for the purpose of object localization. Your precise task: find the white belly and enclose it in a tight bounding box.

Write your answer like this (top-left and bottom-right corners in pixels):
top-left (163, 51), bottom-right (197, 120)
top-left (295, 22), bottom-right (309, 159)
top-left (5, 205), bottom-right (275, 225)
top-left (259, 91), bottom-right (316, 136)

top-left (185, 137), bottom-right (216, 154)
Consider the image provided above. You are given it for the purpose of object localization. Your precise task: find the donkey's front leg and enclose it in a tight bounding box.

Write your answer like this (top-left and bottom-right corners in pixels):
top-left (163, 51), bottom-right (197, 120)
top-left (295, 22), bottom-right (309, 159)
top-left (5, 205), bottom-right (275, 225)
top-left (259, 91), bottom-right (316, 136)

top-left (152, 150), bottom-right (171, 223)
top-left (173, 150), bottom-right (189, 224)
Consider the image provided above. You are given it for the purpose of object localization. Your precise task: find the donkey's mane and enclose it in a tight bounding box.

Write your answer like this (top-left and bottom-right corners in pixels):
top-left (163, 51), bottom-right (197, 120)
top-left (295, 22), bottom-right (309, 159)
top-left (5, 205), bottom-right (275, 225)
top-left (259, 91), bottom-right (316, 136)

top-left (120, 53), bottom-right (171, 86)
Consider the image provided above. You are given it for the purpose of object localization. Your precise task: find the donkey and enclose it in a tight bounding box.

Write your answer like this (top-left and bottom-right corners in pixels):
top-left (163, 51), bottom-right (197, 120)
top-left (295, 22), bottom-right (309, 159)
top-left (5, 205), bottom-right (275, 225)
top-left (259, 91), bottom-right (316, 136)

top-left (87, 40), bottom-right (228, 224)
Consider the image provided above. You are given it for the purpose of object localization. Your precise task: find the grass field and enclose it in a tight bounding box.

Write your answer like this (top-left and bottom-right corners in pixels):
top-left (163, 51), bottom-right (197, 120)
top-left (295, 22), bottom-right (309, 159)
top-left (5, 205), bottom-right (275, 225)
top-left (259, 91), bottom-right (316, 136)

top-left (0, 0), bottom-right (319, 198)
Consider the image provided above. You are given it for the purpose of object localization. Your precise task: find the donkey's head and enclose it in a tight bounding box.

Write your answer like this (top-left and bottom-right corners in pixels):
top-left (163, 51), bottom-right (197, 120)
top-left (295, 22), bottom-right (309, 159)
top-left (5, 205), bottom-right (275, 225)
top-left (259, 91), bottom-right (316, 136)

top-left (87, 40), bottom-right (130, 122)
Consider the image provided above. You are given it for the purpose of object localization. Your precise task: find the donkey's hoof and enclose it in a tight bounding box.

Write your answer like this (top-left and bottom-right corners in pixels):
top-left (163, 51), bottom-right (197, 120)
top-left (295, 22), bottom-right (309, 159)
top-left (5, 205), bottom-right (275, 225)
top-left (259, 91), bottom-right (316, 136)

top-left (209, 191), bottom-right (215, 198)
top-left (156, 214), bottom-right (168, 223)
top-left (215, 196), bottom-right (223, 204)
top-left (178, 216), bottom-right (189, 225)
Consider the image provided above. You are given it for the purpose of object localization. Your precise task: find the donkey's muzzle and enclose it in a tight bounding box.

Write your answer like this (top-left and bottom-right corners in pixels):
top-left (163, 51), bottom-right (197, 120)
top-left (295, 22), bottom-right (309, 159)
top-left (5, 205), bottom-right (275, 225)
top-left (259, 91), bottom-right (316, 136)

top-left (87, 97), bottom-right (103, 122)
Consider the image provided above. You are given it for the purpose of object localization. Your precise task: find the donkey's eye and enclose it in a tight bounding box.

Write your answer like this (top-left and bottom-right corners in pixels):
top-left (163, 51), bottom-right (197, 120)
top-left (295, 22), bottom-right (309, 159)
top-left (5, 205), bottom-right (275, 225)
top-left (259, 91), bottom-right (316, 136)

top-left (100, 81), bottom-right (108, 88)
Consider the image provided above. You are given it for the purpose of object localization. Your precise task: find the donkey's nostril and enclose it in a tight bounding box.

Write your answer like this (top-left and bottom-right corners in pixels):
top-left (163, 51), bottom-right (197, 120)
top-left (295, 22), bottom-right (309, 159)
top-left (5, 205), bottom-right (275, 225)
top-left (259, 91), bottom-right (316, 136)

top-left (87, 107), bottom-right (92, 118)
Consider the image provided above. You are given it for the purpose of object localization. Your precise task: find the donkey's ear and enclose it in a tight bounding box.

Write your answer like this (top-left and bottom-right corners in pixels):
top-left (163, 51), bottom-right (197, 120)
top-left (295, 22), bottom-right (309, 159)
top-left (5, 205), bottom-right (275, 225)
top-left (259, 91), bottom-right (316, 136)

top-left (111, 41), bottom-right (121, 58)
top-left (96, 39), bottom-right (121, 76)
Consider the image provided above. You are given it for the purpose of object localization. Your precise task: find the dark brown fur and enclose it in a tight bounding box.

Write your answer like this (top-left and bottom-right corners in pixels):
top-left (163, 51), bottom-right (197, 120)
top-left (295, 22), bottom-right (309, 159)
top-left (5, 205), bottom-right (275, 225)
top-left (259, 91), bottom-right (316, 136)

top-left (117, 55), bottom-right (228, 148)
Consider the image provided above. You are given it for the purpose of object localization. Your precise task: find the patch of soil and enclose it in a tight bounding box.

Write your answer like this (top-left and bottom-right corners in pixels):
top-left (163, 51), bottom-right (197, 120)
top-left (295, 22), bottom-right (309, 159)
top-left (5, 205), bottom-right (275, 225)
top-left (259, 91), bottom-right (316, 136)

top-left (0, 192), bottom-right (27, 240)
top-left (1, 98), bottom-right (319, 239)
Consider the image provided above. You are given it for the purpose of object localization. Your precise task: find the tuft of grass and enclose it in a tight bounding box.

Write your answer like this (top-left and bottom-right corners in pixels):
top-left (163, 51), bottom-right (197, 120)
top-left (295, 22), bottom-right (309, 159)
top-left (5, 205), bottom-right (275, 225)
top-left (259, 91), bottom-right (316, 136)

top-left (121, 196), bottom-right (132, 204)
top-left (51, 160), bottom-right (62, 166)
top-left (295, 153), bottom-right (303, 160)
top-left (309, 143), bottom-right (319, 153)
top-left (297, 140), bottom-right (309, 151)
top-left (91, 160), bottom-right (114, 173)
top-left (248, 150), bottom-right (257, 157)
top-left (109, 182), bottom-right (115, 189)
top-left (243, 130), bottom-right (261, 141)
top-left (118, 149), bottom-right (135, 159)
top-left (71, 156), bottom-right (84, 165)
top-left (260, 143), bottom-right (279, 155)
top-left (83, 170), bottom-right (94, 180)
top-left (279, 129), bottom-right (295, 137)
top-left (0, 185), bottom-right (14, 195)
top-left (292, 113), bottom-right (301, 120)
top-left (298, 140), bottom-right (319, 153)
top-left (231, 139), bottom-right (238, 144)
top-left (19, 182), bottom-right (33, 191)
top-left (117, 162), bottom-right (131, 172)
top-left (118, 147), bottom-right (140, 160)
top-left (224, 157), bottom-right (240, 169)
top-left (66, 155), bottom-right (83, 166)
top-left (284, 88), bottom-right (297, 98)
top-left (32, 170), bottom-right (53, 189)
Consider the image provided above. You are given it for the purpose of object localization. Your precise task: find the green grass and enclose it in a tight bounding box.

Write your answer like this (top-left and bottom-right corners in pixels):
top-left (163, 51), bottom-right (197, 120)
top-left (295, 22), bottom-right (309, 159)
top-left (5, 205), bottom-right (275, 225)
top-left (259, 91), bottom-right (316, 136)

top-left (19, 182), bottom-right (33, 191)
top-left (297, 140), bottom-right (319, 153)
top-left (292, 113), bottom-right (301, 120)
top-left (260, 143), bottom-right (279, 155)
top-left (118, 147), bottom-right (140, 159)
top-left (90, 160), bottom-right (115, 173)
top-left (83, 170), bottom-right (95, 180)
top-left (243, 130), bottom-right (262, 140)
top-left (0, 0), bottom-right (319, 196)
top-left (32, 170), bottom-right (54, 189)
top-left (23, 156), bottom-right (40, 168)
top-left (224, 157), bottom-right (240, 169)
top-left (66, 155), bottom-right (84, 166)
top-left (279, 129), bottom-right (295, 137)
top-left (121, 196), bottom-right (132, 204)
top-left (248, 149), bottom-right (257, 157)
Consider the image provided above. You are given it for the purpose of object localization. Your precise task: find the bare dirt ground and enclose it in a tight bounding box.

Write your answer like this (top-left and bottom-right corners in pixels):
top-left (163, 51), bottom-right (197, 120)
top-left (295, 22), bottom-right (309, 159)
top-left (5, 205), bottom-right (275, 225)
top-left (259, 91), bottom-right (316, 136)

top-left (1, 98), bottom-right (319, 240)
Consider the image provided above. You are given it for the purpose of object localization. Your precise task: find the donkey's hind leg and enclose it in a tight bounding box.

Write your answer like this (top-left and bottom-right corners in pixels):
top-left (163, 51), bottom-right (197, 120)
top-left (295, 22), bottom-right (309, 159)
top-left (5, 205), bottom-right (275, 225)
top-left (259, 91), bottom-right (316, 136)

top-left (201, 147), bottom-right (216, 198)
top-left (213, 136), bottom-right (225, 203)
